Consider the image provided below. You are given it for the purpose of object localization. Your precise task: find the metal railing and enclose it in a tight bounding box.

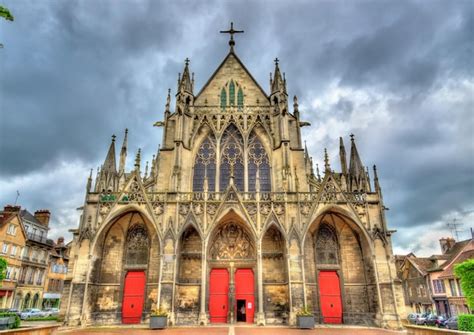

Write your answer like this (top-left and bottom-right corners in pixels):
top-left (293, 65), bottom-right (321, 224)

top-left (26, 232), bottom-right (54, 246)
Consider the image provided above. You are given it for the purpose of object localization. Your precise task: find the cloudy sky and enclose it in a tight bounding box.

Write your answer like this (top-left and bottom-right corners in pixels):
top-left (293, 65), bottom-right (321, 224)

top-left (0, 0), bottom-right (472, 255)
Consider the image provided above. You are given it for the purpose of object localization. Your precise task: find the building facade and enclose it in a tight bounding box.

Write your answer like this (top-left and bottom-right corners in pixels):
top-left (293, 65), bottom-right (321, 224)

top-left (61, 32), bottom-right (405, 328)
top-left (0, 206), bottom-right (27, 308)
top-left (42, 237), bottom-right (69, 309)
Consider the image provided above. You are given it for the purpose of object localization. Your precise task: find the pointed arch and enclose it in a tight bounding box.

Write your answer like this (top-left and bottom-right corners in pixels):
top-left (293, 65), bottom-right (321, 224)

top-left (237, 87), bottom-right (244, 109)
top-left (220, 87), bottom-right (227, 109)
top-left (229, 80), bottom-right (235, 105)
top-left (315, 223), bottom-right (339, 265)
top-left (193, 133), bottom-right (216, 192)
top-left (125, 223), bottom-right (150, 266)
top-left (219, 124), bottom-right (244, 191)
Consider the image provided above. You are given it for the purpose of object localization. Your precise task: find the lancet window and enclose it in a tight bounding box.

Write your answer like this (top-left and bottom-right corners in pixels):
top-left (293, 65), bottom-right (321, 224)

top-left (193, 136), bottom-right (217, 192)
top-left (248, 131), bottom-right (271, 192)
top-left (220, 125), bottom-right (244, 191)
top-left (315, 224), bottom-right (339, 265)
top-left (125, 224), bottom-right (149, 266)
top-left (220, 80), bottom-right (244, 110)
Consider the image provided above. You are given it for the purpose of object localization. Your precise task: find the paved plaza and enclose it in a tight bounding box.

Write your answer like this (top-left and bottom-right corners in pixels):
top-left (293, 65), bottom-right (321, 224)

top-left (58, 325), bottom-right (407, 335)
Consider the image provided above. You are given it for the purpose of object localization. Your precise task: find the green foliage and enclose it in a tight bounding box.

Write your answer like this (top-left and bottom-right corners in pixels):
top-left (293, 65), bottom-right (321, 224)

top-left (296, 306), bottom-right (313, 316)
top-left (454, 258), bottom-right (474, 309)
top-left (150, 308), bottom-right (168, 317)
top-left (458, 314), bottom-right (474, 332)
top-left (0, 312), bottom-right (20, 329)
top-left (0, 257), bottom-right (7, 284)
top-left (25, 316), bottom-right (58, 321)
top-left (0, 5), bottom-right (14, 21)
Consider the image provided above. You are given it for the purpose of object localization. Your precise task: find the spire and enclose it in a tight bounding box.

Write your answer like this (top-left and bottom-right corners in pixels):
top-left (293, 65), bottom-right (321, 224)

top-left (324, 148), bottom-right (331, 174)
top-left (339, 136), bottom-right (348, 175)
top-left (316, 163), bottom-right (321, 181)
top-left (103, 134), bottom-right (117, 173)
top-left (165, 89), bottom-right (171, 115)
top-left (271, 58), bottom-right (285, 94)
top-left (349, 134), bottom-right (368, 191)
top-left (86, 168), bottom-right (93, 192)
top-left (293, 95), bottom-right (299, 118)
top-left (178, 58), bottom-right (193, 94)
top-left (144, 161), bottom-right (149, 179)
top-left (373, 165), bottom-right (381, 193)
top-left (119, 128), bottom-right (128, 174)
top-left (134, 148), bottom-right (141, 173)
top-left (94, 166), bottom-right (100, 191)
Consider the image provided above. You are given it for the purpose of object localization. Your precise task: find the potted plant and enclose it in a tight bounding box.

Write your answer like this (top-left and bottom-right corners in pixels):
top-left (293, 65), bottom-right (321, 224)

top-left (150, 307), bottom-right (168, 329)
top-left (296, 306), bottom-right (315, 329)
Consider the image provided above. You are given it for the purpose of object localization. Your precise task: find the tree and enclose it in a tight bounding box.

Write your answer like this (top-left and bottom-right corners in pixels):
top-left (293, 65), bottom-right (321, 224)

top-left (0, 5), bottom-right (14, 48)
top-left (0, 5), bottom-right (14, 21)
top-left (454, 258), bottom-right (474, 310)
top-left (0, 257), bottom-right (7, 284)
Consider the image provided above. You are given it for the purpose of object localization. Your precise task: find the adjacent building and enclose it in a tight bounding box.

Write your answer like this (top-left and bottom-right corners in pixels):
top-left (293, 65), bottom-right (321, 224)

top-left (62, 29), bottom-right (405, 328)
top-left (0, 205), bottom-right (27, 308)
top-left (396, 237), bottom-right (473, 318)
top-left (43, 237), bottom-right (69, 308)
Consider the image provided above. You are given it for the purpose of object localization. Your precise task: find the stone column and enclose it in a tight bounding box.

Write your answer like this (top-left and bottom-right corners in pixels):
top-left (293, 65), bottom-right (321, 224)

top-left (198, 240), bottom-right (208, 325)
top-left (256, 241), bottom-right (266, 325)
top-left (229, 263), bottom-right (235, 324)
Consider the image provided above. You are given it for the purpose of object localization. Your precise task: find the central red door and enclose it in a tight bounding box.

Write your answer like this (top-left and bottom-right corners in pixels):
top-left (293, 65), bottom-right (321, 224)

top-left (209, 268), bottom-right (229, 323)
top-left (122, 271), bottom-right (146, 324)
top-left (235, 268), bottom-right (255, 323)
top-left (318, 271), bottom-right (343, 324)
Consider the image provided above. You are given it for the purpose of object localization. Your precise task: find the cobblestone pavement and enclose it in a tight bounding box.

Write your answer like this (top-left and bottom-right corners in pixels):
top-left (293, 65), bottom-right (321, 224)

top-left (58, 325), bottom-right (406, 335)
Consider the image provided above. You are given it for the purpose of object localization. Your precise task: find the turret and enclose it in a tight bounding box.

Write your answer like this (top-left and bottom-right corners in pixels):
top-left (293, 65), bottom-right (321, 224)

top-left (98, 135), bottom-right (118, 192)
top-left (176, 58), bottom-right (194, 113)
top-left (270, 58), bottom-right (288, 112)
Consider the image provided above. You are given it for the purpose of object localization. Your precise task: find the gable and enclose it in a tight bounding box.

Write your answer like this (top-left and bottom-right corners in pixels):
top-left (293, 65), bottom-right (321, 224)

top-left (195, 53), bottom-right (269, 106)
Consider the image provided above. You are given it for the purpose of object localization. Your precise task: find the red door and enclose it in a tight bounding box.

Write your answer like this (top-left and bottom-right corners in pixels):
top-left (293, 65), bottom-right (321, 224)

top-left (235, 268), bottom-right (255, 323)
top-left (318, 271), bottom-right (343, 324)
top-left (122, 271), bottom-right (146, 324)
top-left (209, 268), bottom-right (229, 323)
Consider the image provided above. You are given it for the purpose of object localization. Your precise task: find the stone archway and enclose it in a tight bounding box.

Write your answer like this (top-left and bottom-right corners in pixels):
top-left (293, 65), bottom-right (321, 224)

top-left (90, 211), bottom-right (160, 324)
top-left (304, 211), bottom-right (377, 326)
top-left (207, 214), bottom-right (257, 324)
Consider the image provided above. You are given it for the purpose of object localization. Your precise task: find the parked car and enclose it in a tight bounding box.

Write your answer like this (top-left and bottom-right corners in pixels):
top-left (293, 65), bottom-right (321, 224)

top-left (444, 316), bottom-right (458, 330)
top-left (425, 314), bottom-right (446, 327)
top-left (41, 308), bottom-right (59, 317)
top-left (407, 313), bottom-right (422, 324)
top-left (20, 308), bottom-right (43, 320)
top-left (415, 312), bottom-right (432, 325)
top-left (7, 309), bottom-right (21, 316)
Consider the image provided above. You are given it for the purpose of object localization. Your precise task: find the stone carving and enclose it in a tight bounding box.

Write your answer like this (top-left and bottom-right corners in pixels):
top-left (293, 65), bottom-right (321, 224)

top-left (99, 202), bottom-right (112, 218)
top-left (128, 180), bottom-right (145, 202)
top-left (274, 203), bottom-right (285, 216)
top-left (245, 204), bottom-right (257, 216)
top-left (179, 203), bottom-right (190, 216)
top-left (207, 203), bottom-right (217, 216)
top-left (152, 202), bottom-right (164, 216)
top-left (299, 203), bottom-right (311, 216)
top-left (193, 203), bottom-right (203, 215)
top-left (209, 222), bottom-right (255, 260)
top-left (261, 203), bottom-right (271, 216)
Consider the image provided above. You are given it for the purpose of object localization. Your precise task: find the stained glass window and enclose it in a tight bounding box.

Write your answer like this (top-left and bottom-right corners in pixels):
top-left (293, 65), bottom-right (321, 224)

top-left (237, 88), bottom-right (244, 109)
top-left (248, 131), bottom-right (271, 192)
top-left (193, 136), bottom-right (216, 192)
top-left (125, 224), bottom-right (149, 266)
top-left (229, 81), bottom-right (235, 106)
top-left (220, 124), bottom-right (244, 191)
top-left (316, 225), bottom-right (339, 265)
top-left (220, 87), bottom-right (227, 109)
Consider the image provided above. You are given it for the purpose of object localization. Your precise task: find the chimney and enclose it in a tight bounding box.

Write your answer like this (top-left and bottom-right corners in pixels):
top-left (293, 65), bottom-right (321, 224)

top-left (57, 237), bottom-right (64, 246)
top-left (3, 205), bottom-right (21, 213)
top-left (439, 237), bottom-right (456, 254)
top-left (34, 209), bottom-right (51, 226)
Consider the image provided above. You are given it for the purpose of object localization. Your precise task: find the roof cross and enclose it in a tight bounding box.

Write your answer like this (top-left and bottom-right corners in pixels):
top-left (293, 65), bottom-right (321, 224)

top-left (220, 22), bottom-right (244, 52)
top-left (274, 58), bottom-right (279, 66)
top-left (184, 58), bottom-right (190, 66)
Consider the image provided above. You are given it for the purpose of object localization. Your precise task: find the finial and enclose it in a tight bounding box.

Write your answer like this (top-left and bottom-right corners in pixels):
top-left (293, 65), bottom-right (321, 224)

top-left (324, 148), bottom-right (331, 173)
top-left (316, 163), bottom-right (321, 181)
top-left (220, 22), bottom-right (244, 52)
top-left (294, 95), bottom-right (298, 105)
top-left (350, 133), bottom-right (355, 142)
top-left (274, 57), bottom-right (279, 66)
top-left (135, 148), bottom-right (141, 170)
top-left (111, 134), bottom-right (116, 143)
top-left (89, 168), bottom-right (93, 179)
top-left (184, 58), bottom-right (190, 66)
top-left (144, 161), bottom-right (149, 178)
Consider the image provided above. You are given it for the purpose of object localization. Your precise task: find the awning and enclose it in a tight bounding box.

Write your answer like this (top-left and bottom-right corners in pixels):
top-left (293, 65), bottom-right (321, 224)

top-left (43, 293), bottom-right (61, 299)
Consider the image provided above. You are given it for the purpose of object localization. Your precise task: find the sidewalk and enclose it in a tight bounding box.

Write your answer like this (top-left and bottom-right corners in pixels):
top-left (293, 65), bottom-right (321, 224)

top-left (57, 325), bottom-right (406, 335)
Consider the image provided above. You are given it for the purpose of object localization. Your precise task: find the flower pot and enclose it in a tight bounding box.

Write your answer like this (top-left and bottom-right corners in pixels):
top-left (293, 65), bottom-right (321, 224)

top-left (150, 315), bottom-right (167, 329)
top-left (297, 315), bottom-right (315, 329)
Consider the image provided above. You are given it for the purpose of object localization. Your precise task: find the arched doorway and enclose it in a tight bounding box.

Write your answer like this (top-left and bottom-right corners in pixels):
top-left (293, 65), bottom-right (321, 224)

top-left (207, 215), bottom-right (256, 324)
top-left (91, 211), bottom-right (160, 324)
top-left (23, 293), bottom-right (30, 310)
top-left (304, 211), bottom-right (377, 326)
top-left (175, 225), bottom-right (202, 324)
top-left (261, 225), bottom-right (289, 324)
top-left (32, 293), bottom-right (39, 308)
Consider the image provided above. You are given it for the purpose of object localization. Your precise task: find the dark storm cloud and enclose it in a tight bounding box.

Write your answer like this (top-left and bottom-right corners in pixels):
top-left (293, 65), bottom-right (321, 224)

top-left (0, 0), bottom-right (472, 253)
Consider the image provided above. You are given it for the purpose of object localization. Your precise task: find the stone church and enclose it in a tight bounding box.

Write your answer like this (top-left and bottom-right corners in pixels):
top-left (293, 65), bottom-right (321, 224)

top-left (61, 26), bottom-right (405, 329)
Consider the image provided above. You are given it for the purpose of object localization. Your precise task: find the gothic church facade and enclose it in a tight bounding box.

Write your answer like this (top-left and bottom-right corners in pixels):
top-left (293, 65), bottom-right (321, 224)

top-left (61, 31), bottom-right (405, 328)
